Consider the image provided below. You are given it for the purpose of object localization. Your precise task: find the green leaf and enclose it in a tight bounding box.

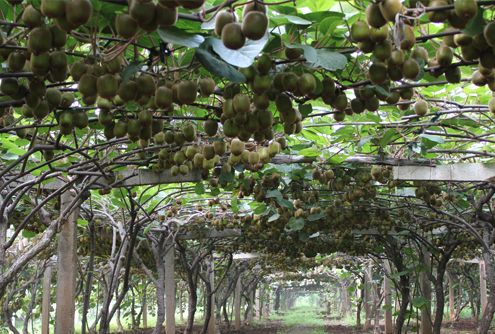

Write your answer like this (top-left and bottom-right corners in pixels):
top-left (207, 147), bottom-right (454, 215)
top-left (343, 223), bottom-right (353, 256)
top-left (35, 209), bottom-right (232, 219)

top-left (196, 39), bottom-right (246, 83)
top-left (298, 147), bottom-right (321, 157)
top-left (22, 229), bottom-right (37, 239)
top-left (463, 8), bottom-right (486, 36)
top-left (283, 15), bottom-right (312, 25)
top-left (307, 212), bottom-right (325, 221)
top-left (311, 48), bottom-right (348, 71)
top-left (121, 61), bottom-right (142, 82)
top-left (157, 26), bottom-right (205, 48)
top-left (380, 129), bottom-right (398, 147)
top-left (231, 198), bottom-right (239, 213)
top-left (77, 219), bottom-right (88, 227)
top-left (287, 217), bottom-right (305, 231)
top-left (195, 182), bottom-right (205, 195)
top-left (210, 34), bottom-right (269, 67)
top-left (268, 212), bottom-right (280, 222)
top-left (299, 104), bottom-right (313, 118)
top-left (412, 296), bottom-right (430, 309)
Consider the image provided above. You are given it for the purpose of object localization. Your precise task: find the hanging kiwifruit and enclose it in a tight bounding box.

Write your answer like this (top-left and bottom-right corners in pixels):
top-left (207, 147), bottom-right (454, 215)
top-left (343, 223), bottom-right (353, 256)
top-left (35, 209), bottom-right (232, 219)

top-left (28, 27), bottom-right (53, 55)
top-left (78, 73), bottom-right (98, 97)
top-left (484, 21), bottom-right (495, 47)
top-left (118, 80), bottom-right (138, 102)
top-left (97, 74), bottom-right (118, 99)
top-left (242, 11), bottom-right (268, 40)
top-left (373, 40), bottom-right (392, 61)
top-left (414, 99), bottom-right (428, 116)
top-left (402, 58), bottom-right (420, 79)
top-left (368, 62), bottom-right (388, 84)
top-left (177, 80), bottom-right (197, 104)
top-left (116, 13), bottom-right (138, 39)
top-left (156, 3), bottom-right (178, 26)
top-left (436, 45), bottom-right (453, 66)
top-left (379, 0), bottom-right (403, 21)
top-left (233, 93), bottom-right (251, 114)
top-left (65, 0), bottom-right (92, 27)
top-left (198, 77), bottom-right (216, 96)
top-left (215, 11), bottom-right (235, 36)
top-left (7, 51), bottom-right (26, 72)
top-left (350, 21), bottom-right (370, 42)
top-left (221, 23), bottom-right (246, 50)
top-left (454, 0), bottom-right (478, 21)
top-left (366, 3), bottom-right (386, 28)
top-left (21, 5), bottom-right (43, 28)
top-left (41, 0), bottom-right (66, 18)
top-left (136, 74), bottom-right (156, 96)
top-left (204, 119), bottom-right (218, 136)
top-left (428, 0), bottom-right (449, 22)
top-left (177, 0), bottom-right (205, 10)
top-left (298, 73), bottom-right (317, 96)
top-left (129, 0), bottom-right (156, 25)
top-left (46, 88), bottom-right (62, 108)
top-left (155, 86), bottom-right (173, 108)
top-left (400, 25), bottom-right (416, 50)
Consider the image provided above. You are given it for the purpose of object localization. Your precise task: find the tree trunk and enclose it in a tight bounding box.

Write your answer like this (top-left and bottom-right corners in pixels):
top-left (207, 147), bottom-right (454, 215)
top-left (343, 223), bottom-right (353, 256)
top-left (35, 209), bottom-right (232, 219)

top-left (41, 263), bottom-right (53, 334)
top-left (234, 275), bottom-right (242, 330)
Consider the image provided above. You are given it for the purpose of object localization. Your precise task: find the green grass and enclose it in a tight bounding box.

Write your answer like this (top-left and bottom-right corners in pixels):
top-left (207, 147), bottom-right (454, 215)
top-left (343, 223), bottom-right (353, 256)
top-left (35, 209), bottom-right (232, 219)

top-left (269, 296), bottom-right (327, 334)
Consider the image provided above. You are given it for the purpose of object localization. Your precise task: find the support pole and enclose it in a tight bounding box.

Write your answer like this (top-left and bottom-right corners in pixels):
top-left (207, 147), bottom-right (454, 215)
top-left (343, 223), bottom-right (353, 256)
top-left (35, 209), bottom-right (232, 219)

top-left (363, 265), bottom-right (372, 330)
top-left (208, 257), bottom-right (216, 334)
top-left (234, 274), bottom-right (242, 330)
top-left (383, 260), bottom-right (393, 334)
top-left (480, 260), bottom-right (487, 315)
top-left (55, 190), bottom-right (79, 334)
top-left (41, 261), bottom-right (53, 334)
top-left (165, 240), bottom-right (176, 334)
top-left (256, 287), bottom-right (262, 320)
top-left (143, 278), bottom-right (148, 328)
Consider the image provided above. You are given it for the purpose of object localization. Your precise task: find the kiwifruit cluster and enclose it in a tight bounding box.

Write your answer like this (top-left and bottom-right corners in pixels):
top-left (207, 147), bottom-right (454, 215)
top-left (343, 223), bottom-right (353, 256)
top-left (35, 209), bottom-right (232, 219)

top-left (215, 2), bottom-right (268, 50)
top-left (370, 165), bottom-right (392, 184)
top-left (414, 181), bottom-right (445, 207)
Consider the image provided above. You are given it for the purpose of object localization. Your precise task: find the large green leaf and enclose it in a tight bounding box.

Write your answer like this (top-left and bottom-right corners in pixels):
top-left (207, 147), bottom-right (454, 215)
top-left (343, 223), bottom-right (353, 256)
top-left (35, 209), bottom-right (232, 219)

top-left (157, 26), bottom-right (205, 48)
top-left (210, 33), bottom-right (270, 67)
top-left (195, 39), bottom-right (246, 83)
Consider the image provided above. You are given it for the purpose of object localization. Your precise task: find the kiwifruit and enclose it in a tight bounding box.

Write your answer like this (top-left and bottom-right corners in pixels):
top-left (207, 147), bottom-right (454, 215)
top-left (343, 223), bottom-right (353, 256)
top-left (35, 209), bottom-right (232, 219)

top-left (50, 25), bottom-right (67, 48)
top-left (368, 62), bottom-right (388, 84)
top-left (428, 0), bottom-right (449, 22)
top-left (257, 109), bottom-right (273, 128)
top-left (215, 10), bottom-right (235, 36)
top-left (402, 58), bottom-right (420, 79)
top-left (399, 87), bottom-right (414, 100)
top-left (350, 99), bottom-right (365, 114)
top-left (445, 67), bottom-right (461, 83)
top-left (411, 46), bottom-right (428, 63)
top-left (164, 130), bottom-right (174, 144)
top-left (331, 93), bottom-right (348, 111)
top-left (489, 97), bottom-right (495, 114)
top-left (49, 50), bottom-right (68, 69)
top-left (177, 0), bottom-right (205, 10)
top-left (113, 121), bottom-right (127, 138)
top-left (365, 96), bottom-right (380, 111)
top-left (136, 74), bottom-right (156, 96)
top-left (366, 3), bottom-right (386, 28)
top-left (41, 0), bottom-right (66, 18)
top-left (117, 80), bottom-right (137, 102)
top-left (49, 66), bottom-right (68, 83)
top-left (214, 141), bottom-right (226, 155)
top-left (242, 11), bottom-right (268, 41)
top-left (223, 118), bottom-right (240, 137)
top-left (388, 49), bottom-right (405, 66)
top-left (221, 23), bottom-right (246, 50)
top-left (177, 80), bottom-right (197, 104)
top-left (230, 138), bottom-right (244, 156)
top-left (116, 14), bottom-right (138, 39)
top-left (22, 5), bottom-right (43, 28)
top-left (70, 62), bottom-right (88, 81)
top-left (233, 93), bottom-right (251, 113)
top-left (373, 40), bottom-right (392, 61)
top-left (182, 124), bottom-right (196, 141)
top-left (223, 82), bottom-right (241, 99)
top-left (460, 44), bottom-right (480, 60)
top-left (33, 100), bottom-right (50, 119)
top-left (28, 26), bottom-right (53, 54)
top-left (370, 26), bottom-right (389, 42)
top-left (96, 74), bottom-right (118, 99)
top-left (379, 0), bottom-right (403, 21)
top-left (275, 93), bottom-right (292, 113)
top-left (55, 15), bottom-right (78, 32)
top-left (453, 33), bottom-right (473, 46)
top-left (256, 54), bottom-right (272, 75)
top-left (298, 73), bottom-right (317, 96)
top-left (126, 119), bottom-right (140, 141)
top-left (484, 22), bottom-right (495, 47)
top-left (156, 3), bottom-right (178, 27)
top-left (285, 47), bottom-right (303, 60)
top-left (0, 78), bottom-right (19, 97)
top-left (282, 72), bottom-right (298, 93)
top-left (198, 77), bottom-right (216, 96)
top-left (480, 51), bottom-right (495, 69)
top-left (78, 73), bottom-right (97, 96)
top-left (400, 25), bottom-right (416, 50)
top-left (25, 92), bottom-right (40, 109)
top-left (471, 70), bottom-right (487, 86)
top-left (414, 99), bottom-right (428, 116)
top-left (454, 0), bottom-right (478, 21)
top-left (59, 111), bottom-right (74, 135)
top-left (350, 21), bottom-right (370, 42)
top-left (436, 45), bottom-right (453, 66)
top-left (66, 0), bottom-right (92, 27)
top-left (154, 86), bottom-right (173, 108)
top-left (7, 51), bottom-right (26, 72)
top-left (46, 88), bottom-right (62, 108)
top-left (60, 92), bottom-right (75, 108)
top-left (333, 111), bottom-right (345, 122)
top-left (253, 94), bottom-right (269, 109)
top-left (447, 11), bottom-right (469, 29)
top-left (70, 112), bottom-right (88, 130)
top-left (204, 119), bottom-right (218, 136)
top-left (386, 91), bottom-right (400, 104)
top-left (357, 39), bottom-right (376, 53)
top-left (251, 75), bottom-right (271, 94)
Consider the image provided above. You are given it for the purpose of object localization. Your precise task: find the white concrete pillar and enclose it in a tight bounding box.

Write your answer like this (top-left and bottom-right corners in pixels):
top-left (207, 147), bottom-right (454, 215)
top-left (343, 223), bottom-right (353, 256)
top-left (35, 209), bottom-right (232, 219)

top-left (41, 262), bottom-right (53, 334)
top-left (165, 240), bottom-right (176, 334)
top-left (234, 274), bottom-right (242, 330)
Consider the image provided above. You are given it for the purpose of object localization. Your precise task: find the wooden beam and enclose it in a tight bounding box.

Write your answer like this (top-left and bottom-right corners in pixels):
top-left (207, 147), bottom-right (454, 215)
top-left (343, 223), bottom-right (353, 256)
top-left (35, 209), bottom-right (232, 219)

top-left (393, 163), bottom-right (495, 182)
top-left (55, 190), bottom-right (80, 334)
top-left (165, 241), bottom-right (176, 334)
top-left (177, 228), bottom-right (241, 240)
top-left (41, 262), bottom-right (53, 334)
